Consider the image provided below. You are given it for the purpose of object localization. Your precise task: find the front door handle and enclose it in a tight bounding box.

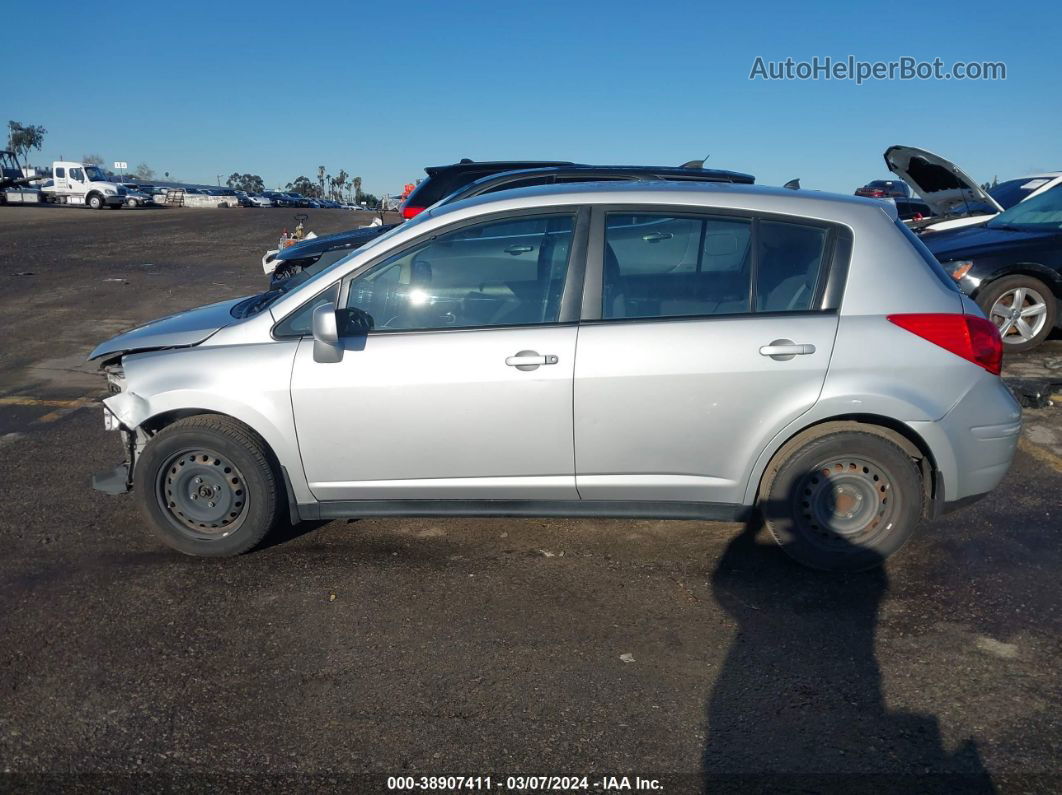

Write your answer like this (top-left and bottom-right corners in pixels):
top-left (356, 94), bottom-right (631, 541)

top-left (505, 244), bottom-right (534, 255)
top-left (759, 339), bottom-right (816, 361)
top-left (642, 232), bottom-right (673, 243)
top-left (505, 350), bottom-right (559, 371)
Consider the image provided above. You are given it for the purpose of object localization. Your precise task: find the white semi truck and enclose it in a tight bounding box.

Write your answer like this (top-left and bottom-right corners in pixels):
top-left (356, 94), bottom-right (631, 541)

top-left (39, 161), bottom-right (128, 209)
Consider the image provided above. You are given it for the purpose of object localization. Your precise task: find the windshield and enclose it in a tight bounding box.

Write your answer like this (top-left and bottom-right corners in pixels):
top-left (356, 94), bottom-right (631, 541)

top-left (988, 177), bottom-right (1054, 210)
top-left (987, 184), bottom-right (1062, 230)
top-left (84, 165), bottom-right (108, 182)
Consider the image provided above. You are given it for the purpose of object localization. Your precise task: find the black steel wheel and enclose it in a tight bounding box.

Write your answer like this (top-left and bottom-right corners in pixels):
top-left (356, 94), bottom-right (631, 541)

top-left (760, 430), bottom-right (923, 570)
top-left (135, 415), bottom-right (284, 556)
top-left (157, 449), bottom-right (249, 539)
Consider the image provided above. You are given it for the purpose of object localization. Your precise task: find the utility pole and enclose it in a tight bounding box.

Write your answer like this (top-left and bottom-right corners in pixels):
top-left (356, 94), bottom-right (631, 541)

top-left (216, 174), bottom-right (223, 187)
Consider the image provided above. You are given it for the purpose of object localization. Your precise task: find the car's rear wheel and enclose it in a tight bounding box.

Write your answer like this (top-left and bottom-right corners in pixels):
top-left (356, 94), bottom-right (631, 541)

top-left (977, 275), bottom-right (1056, 353)
top-left (759, 431), bottom-right (923, 571)
top-left (134, 415), bottom-right (283, 556)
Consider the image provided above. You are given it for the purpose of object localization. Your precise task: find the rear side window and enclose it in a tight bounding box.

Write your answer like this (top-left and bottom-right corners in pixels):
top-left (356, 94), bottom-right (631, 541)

top-left (894, 219), bottom-right (959, 292)
top-left (603, 214), bottom-right (753, 319)
top-left (55, 167), bottom-right (65, 178)
top-left (602, 213), bottom-right (829, 319)
top-left (756, 221), bottom-right (827, 312)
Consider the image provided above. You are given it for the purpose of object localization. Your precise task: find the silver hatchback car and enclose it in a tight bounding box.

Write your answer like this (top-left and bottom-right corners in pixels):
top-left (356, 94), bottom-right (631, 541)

top-left (90, 182), bottom-right (1020, 570)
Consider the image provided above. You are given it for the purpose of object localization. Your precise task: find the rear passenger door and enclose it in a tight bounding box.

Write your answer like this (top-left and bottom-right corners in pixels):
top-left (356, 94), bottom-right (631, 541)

top-left (573, 207), bottom-right (845, 506)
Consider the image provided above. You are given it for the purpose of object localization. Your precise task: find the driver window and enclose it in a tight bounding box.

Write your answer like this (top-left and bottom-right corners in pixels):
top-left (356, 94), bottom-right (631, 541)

top-left (341, 213), bottom-right (575, 332)
top-left (69, 168), bottom-right (83, 182)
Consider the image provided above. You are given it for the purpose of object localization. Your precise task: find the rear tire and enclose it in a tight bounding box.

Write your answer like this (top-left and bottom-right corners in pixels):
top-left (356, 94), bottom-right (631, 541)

top-left (134, 415), bottom-right (283, 556)
top-left (977, 275), bottom-right (1056, 353)
top-left (759, 431), bottom-right (923, 571)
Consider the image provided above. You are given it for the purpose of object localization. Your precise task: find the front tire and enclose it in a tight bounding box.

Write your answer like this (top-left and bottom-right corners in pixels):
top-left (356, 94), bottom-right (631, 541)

top-left (977, 275), bottom-right (1056, 353)
top-left (87, 194), bottom-right (104, 210)
top-left (134, 415), bottom-right (283, 556)
top-left (759, 431), bottom-right (923, 571)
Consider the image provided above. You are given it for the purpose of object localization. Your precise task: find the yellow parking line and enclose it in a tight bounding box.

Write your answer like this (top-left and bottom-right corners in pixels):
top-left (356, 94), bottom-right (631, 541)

top-left (0, 396), bottom-right (96, 424)
top-left (0, 396), bottom-right (93, 408)
top-left (1018, 437), bottom-right (1062, 475)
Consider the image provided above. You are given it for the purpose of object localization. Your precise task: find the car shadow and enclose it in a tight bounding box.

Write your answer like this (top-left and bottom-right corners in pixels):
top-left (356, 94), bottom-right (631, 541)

top-left (702, 504), bottom-right (995, 793)
top-left (256, 517), bottom-right (335, 551)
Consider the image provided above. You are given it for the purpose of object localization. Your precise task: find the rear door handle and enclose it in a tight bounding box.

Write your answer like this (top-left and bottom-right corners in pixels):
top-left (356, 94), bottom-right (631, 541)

top-left (505, 244), bottom-right (534, 255)
top-left (759, 339), bottom-right (816, 360)
top-left (505, 350), bottom-right (559, 371)
top-left (642, 232), bottom-right (673, 242)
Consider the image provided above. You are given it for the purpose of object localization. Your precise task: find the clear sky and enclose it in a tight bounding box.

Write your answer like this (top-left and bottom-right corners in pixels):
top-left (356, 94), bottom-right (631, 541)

top-left (5, 0), bottom-right (1059, 195)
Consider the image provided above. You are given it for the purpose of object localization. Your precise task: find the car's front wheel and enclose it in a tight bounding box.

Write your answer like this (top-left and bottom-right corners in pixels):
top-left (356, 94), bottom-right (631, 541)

top-left (134, 415), bottom-right (284, 556)
top-left (87, 194), bottom-right (104, 209)
top-left (759, 430), bottom-right (923, 571)
top-left (977, 275), bottom-right (1056, 353)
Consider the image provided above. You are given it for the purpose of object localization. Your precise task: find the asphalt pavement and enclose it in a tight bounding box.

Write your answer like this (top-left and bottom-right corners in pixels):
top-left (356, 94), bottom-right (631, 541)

top-left (0, 205), bottom-right (1059, 792)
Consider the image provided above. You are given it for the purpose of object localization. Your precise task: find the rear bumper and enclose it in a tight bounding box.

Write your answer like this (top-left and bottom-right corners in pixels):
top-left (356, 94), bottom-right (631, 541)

top-left (909, 374), bottom-right (1022, 503)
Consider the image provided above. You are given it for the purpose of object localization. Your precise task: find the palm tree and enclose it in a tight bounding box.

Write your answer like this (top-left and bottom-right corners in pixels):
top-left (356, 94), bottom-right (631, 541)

top-left (353, 176), bottom-right (363, 203)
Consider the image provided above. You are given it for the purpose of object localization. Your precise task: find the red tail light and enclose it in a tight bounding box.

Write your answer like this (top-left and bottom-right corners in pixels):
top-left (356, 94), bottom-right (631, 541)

top-left (400, 204), bottom-right (425, 219)
top-left (887, 313), bottom-right (1002, 375)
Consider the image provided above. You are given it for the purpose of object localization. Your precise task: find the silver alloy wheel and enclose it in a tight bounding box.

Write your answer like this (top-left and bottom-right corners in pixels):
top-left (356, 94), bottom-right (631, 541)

top-left (989, 286), bottom-right (1049, 344)
top-left (157, 449), bottom-right (248, 539)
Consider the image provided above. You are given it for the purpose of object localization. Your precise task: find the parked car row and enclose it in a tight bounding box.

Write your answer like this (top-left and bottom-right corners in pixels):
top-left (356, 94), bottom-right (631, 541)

top-left (246, 191), bottom-right (363, 209)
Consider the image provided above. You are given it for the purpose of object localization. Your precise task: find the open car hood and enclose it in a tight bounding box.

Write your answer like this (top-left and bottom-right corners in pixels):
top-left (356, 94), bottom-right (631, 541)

top-left (88, 297), bottom-right (244, 361)
top-left (884, 145), bottom-right (1003, 218)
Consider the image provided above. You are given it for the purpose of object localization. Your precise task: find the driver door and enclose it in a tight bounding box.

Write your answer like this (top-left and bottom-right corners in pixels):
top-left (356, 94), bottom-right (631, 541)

top-left (289, 210), bottom-right (585, 502)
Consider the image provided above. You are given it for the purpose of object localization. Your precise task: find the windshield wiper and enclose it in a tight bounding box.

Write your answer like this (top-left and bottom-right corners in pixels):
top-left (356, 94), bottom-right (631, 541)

top-left (231, 290), bottom-right (282, 318)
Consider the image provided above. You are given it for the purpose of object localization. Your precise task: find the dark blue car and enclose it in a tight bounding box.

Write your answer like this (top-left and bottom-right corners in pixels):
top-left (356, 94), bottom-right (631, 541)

top-left (924, 184), bottom-right (1062, 351)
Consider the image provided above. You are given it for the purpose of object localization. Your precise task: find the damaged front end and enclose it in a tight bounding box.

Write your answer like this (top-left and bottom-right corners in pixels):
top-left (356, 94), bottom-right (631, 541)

top-left (86, 296), bottom-right (247, 495)
top-left (91, 362), bottom-right (155, 496)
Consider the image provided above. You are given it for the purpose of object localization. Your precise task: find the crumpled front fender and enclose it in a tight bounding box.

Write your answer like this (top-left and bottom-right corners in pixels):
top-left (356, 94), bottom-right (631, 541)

top-left (103, 390), bottom-right (152, 429)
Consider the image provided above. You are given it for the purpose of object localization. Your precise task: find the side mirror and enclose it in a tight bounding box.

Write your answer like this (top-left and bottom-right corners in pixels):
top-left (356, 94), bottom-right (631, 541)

top-left (336, 306), bottom-right (374, 336)
top-left (311, 304), bottom-right (342, 363)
